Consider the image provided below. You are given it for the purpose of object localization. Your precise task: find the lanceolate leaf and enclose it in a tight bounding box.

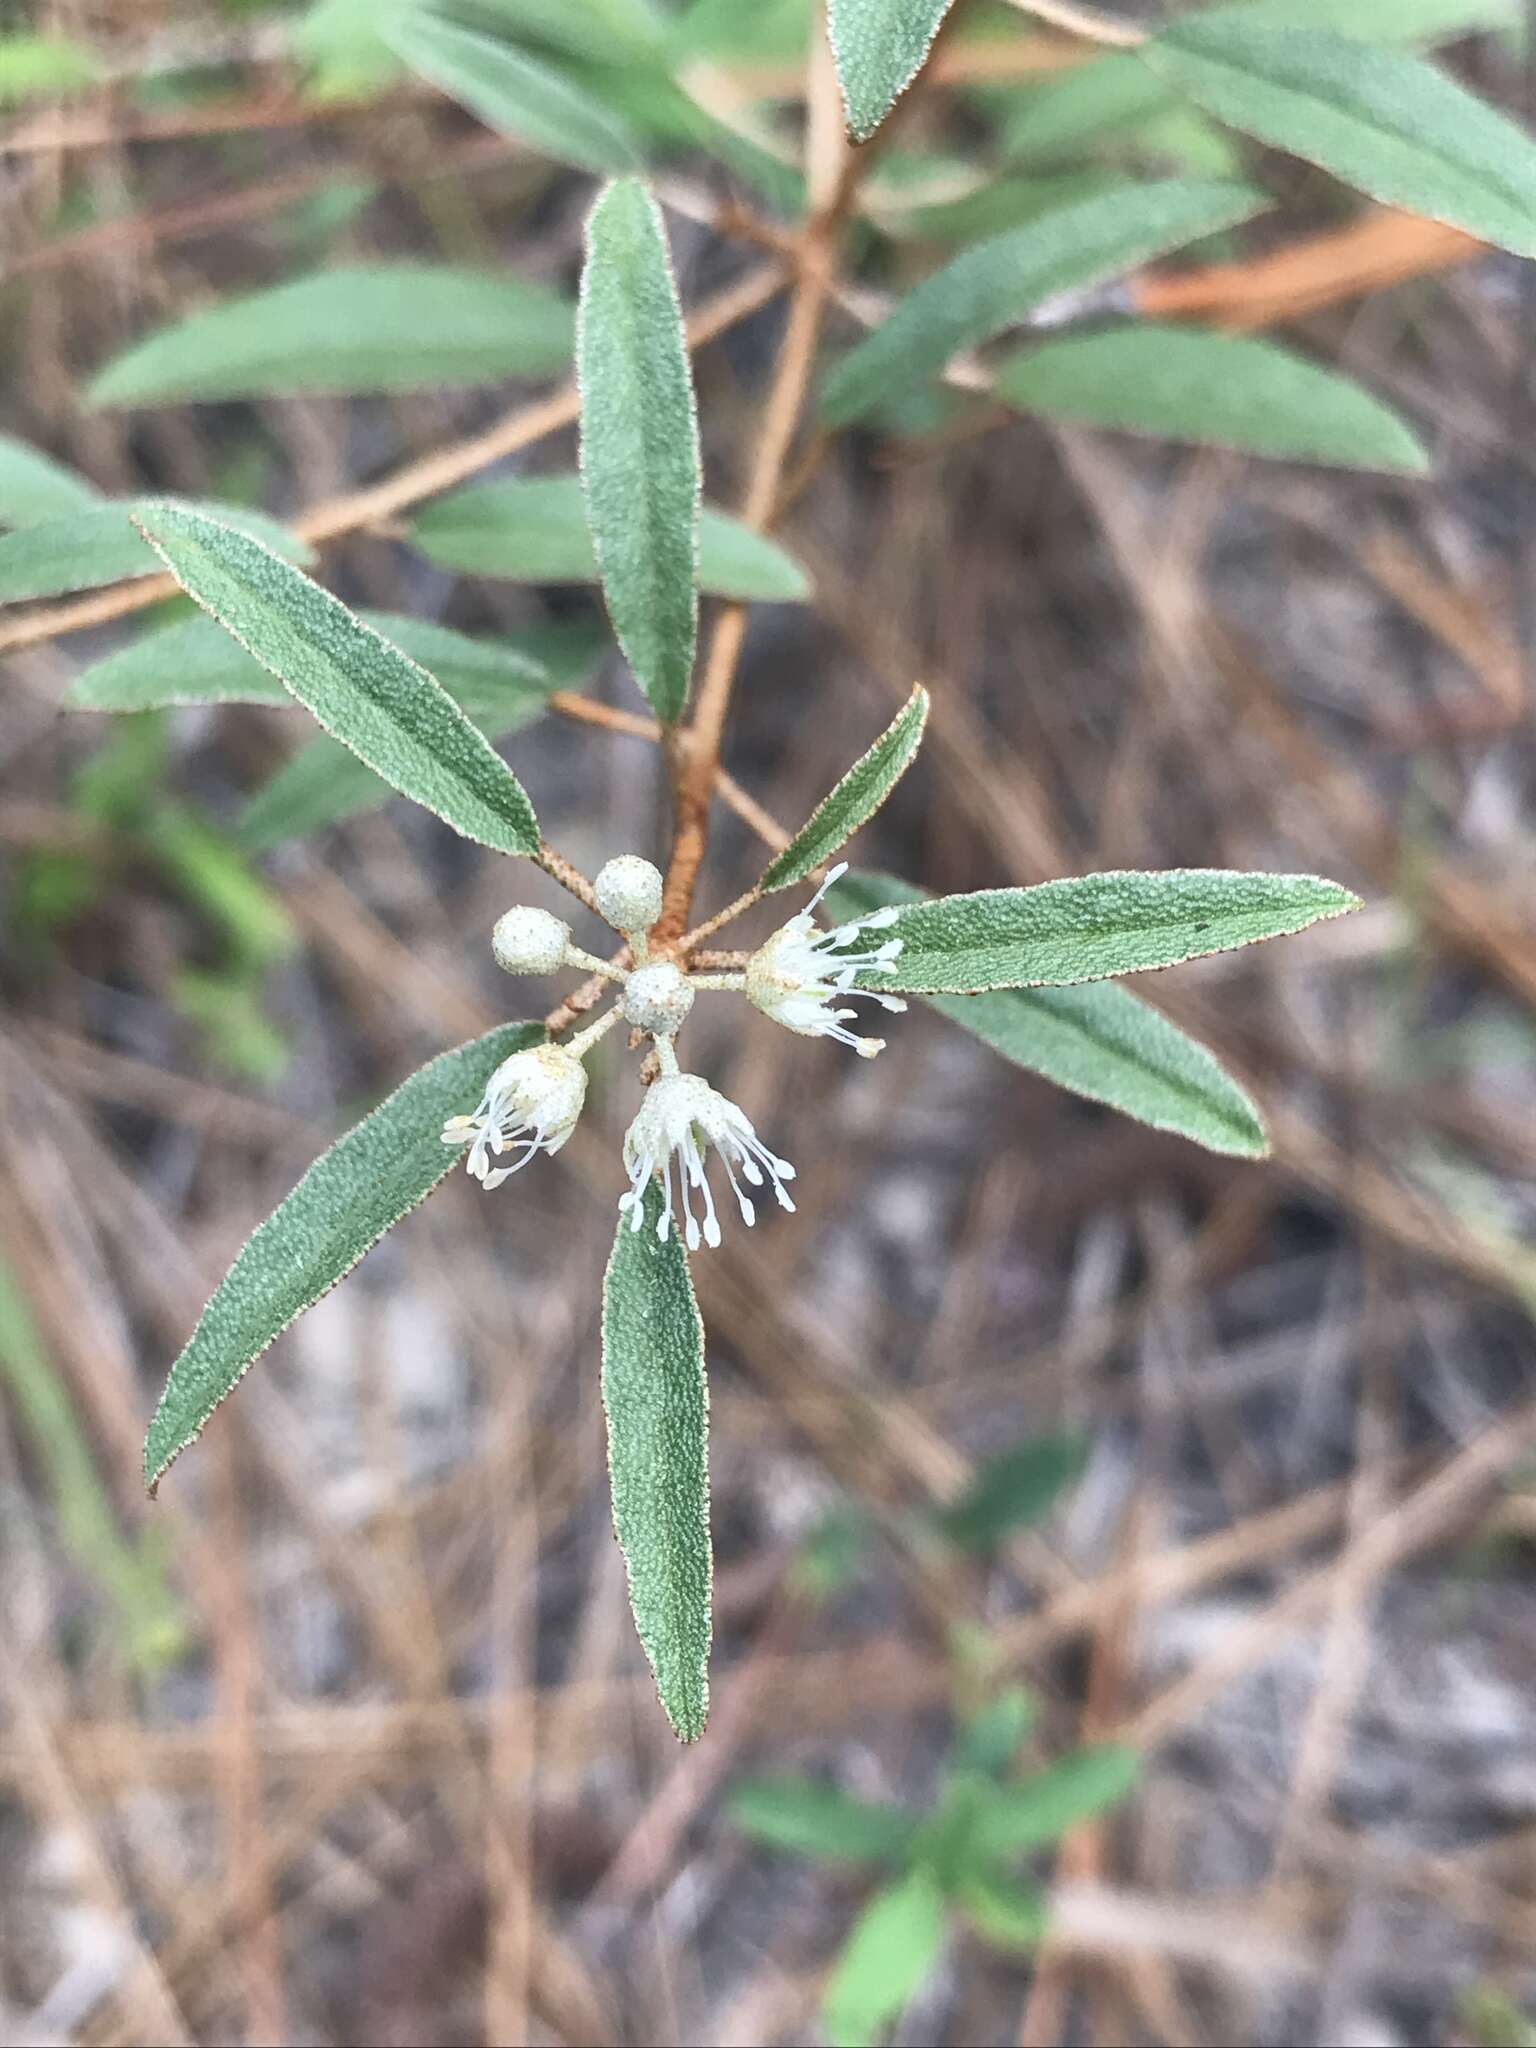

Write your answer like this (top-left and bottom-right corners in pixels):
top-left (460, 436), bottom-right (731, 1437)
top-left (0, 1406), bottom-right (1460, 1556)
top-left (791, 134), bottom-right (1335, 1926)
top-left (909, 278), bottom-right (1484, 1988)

top-left (69, 611), bottom-right (582, 715)
top-left (0, 500), bottom-right (312, 605)
top-left (821, 1869), bottom-right (947, 2048)
top-left (732, 1777), bottom-right (917, 1864)
top-left (1145, 20), bottom-right (1536, 257)
top-left (144, 1023), bottom-right (544, 1489)
top-left (828, 872), bottom-right (1271, 1156)
top-left (847, 869), bottom-right (1360, 996)
top-left (821, 178), bottom-right (1268, 426)
top-left (133, 505), bottom-right (541, 858)
top-left (0, 434), bottom-right (103, 527)
top-left (385, 8), bottom-right (642, 175)
top-left (760, 686), bottom-right (929, 892)
top-left (994, 324), bottom-right (1429, 474)
top-left (972, 1744), bottom-right (1140, 1858)
top-left (602, 1179), bottom-right (712, 1742)
top-left (410, 475), bottom-right (807, 602)
top-left (88, 266), bottom-right (574, 407)
top-left (827, 0), bottom-right (957, 143)
top-left (578, 180), bottom-right (701, 723)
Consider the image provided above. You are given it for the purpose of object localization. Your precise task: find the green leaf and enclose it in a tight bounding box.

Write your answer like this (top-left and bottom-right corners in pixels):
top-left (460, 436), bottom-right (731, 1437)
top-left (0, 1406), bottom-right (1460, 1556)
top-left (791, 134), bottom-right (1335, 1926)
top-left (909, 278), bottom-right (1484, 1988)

top-left (578, 180), bottom-right (702, 723)
top-left (1004, 54), bottom-right (1176, 164)
top-left (844, 869), bottom-right (1360, 996)
top-left (69, 610), bottom-right (575, 714)
top-left (0, 1250), bottom-right (188, 1671)
top-left (466, 0), bottom-right (669, 65)
top-left (995, 323), bottom-right (1429, 473)
top-left (827, 0), bottom-right (957, 143)
top-left (972, 1744), bottom-right (1139, 1858)
top-left (821, 178), bottom-right (1269, 426)
top-left (384, 7), bottom-right (643, 174)
top-left (933, 1433), bottom-right (1087, 1553)
top-left (410, 475), bottom-right (807, 602)
top-left (132, 505), bottom-right (541, 858)
top-left (602, 1178), bottom-right (712, 1743)
top-left (954, 1688), bottom-right (1038, 1776)
top-left (294, 0), bottom-right (404, 100)
top-left (821, 1869), bottom-right (947, 2048)
top-left (0, 435), bottom-right (103, 527)
top-left (0, 501), bottom-right (313, 605)
top-left (144, 1022), bottom-right (543, 1490)
top-left (1144, 21), bottom-right (1536, 257)
top-left (0, 32), bottom-right (97, 104)
top-left (732, 1777), bottom-right (917, 1864)
top-left (760, 686), bottom-right (929, 892)
top-left (87, 266), bottom-right (574, 407)
top-left (959, 1874), bottom-right (1049, 1951)
top-left (234, 624), bottom-right (605, 850)
top-left (828, 871), bottom-right (1271, 1157)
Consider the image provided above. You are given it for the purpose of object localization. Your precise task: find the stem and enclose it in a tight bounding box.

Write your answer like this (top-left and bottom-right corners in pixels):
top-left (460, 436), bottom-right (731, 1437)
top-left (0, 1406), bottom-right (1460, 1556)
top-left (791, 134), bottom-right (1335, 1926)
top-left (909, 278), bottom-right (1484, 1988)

top-left (653, 35), bottom-right (859, 947)
top-left (654, 1037), bottom-right (681, 1077)
top-left (682, 885), bottom-right (763, 952)
top-left (998, 0), bottom-right (1146, 46)
top-left (533, 840), bottom-right (601, 916)
top-left (565, 946), bottom-right (628, 982)
top-left (566, 1006), bottom-right (623, 1059)
top-left (685, 972), bottom-right (747, 992)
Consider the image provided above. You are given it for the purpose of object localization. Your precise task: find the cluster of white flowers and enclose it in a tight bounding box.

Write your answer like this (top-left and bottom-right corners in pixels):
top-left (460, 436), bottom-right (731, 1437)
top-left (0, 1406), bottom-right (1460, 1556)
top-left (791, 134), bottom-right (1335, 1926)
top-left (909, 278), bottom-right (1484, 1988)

top-left (441, 857), bottom-right (906, 1247)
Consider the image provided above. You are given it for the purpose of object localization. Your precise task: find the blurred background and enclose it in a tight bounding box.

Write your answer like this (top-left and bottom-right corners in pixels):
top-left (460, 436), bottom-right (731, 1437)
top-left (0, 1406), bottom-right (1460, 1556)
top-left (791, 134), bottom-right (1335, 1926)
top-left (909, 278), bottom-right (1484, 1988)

top-left (4, 2), bottom-right (1536, 2043)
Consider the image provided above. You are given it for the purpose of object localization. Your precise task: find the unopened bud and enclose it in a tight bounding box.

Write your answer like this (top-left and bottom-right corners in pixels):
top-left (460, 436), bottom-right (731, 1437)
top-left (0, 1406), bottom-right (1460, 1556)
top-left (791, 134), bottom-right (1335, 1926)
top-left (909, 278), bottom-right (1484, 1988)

top-left (620, 961), bottom-right (695, 1037)
top-left (492, 905), bottom-right (571, 976)
top-left (594, 854), bottom-right (663, 937)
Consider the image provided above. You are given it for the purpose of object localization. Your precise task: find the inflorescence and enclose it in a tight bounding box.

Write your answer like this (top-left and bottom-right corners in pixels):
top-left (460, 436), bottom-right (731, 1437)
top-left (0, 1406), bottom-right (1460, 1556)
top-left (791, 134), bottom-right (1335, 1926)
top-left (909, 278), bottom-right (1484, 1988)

top-left (441, 858), bottom-right (905, 1246)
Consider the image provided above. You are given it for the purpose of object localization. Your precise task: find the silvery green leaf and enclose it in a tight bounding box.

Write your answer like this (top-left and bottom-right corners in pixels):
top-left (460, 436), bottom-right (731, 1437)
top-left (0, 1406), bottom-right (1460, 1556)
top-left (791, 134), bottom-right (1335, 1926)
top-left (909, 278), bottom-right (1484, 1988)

top-left (410, 474), bottom-right (807, 602)
top-left (0, 499), bottom-right (312, 604)
top-left (760, 685), bottom-right (928, 892)
top-left (851, 869), bottom-right (1360, 995)
top-left (995, 323), bottom-right (1428, 473)
top-left (385, 7), bottom-right (642, 174)
top-left (821, 178), bottom-right (1269, 426)
top-left (133, 504), bottom-right (541, 858)
top-left (69, 610), bottom-right (581, 715)
top-left (1145, 20), bottom-right (1536, 256)
top-left (87, 266), bottom-right (574, 406)
top-left (827, 0), bottom-right (957, 143)
top-left (828, 871), bottom-right (1272, 1157)
top-left (0, 434), bottom-right (103, 527)
top-left (602, 1178), bottom-right (711, 1742)
top-left (578, 180), bottom-right (701, 723)
top-left (144, 1023), bottom-right (544, 1490)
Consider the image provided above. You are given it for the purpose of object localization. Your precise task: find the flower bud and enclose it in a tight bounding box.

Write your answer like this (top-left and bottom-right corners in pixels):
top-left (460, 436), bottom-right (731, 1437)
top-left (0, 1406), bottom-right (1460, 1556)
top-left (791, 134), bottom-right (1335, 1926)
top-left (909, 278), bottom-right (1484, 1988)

top-left (594, 854), bottom-right (663, 936)
top-left (620, 960), bottom-right (695, 1037)
top-left (492, 905), bottom-right (571, 977)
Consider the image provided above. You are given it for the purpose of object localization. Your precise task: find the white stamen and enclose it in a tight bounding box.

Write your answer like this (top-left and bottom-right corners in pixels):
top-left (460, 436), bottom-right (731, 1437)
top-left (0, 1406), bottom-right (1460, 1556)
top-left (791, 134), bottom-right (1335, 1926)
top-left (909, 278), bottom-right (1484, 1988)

top-left (620, 1073), bottom-right (796, 1248)
top-left (744, 864), bottom-right (907, 1056)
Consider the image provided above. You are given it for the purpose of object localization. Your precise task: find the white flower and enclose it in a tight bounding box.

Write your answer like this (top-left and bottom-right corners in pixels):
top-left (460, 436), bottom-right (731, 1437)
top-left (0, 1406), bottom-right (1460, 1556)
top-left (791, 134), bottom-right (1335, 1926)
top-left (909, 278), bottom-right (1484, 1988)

top-left (745, 863), bottom-right (907, 1058)
top-left (619, 1073), bottom-right (796, 1250)
top-left (442, 1043), bottom-right (587, 1190)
